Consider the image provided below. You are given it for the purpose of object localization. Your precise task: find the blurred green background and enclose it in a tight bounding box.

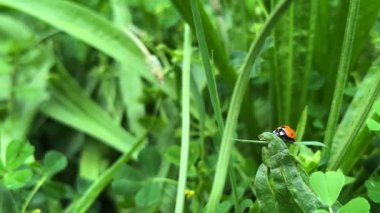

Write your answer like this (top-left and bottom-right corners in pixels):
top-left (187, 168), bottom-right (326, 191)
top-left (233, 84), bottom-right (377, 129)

top-left (0, 0), bottom-right (380, 212)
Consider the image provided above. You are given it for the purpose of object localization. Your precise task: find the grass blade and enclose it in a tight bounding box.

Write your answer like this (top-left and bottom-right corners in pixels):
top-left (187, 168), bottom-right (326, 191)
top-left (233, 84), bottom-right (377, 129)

top-left (299, 1), bottom-right (317, 112)
top-left (327, 55), bottom-right (380, 171)
top-left (295, 106), bottom-right (308, 142)
top-left (207, 0), bottom-right (292, 211)
top-left (0, 0), bottom-right (152, 80)
top-left (284, 3), bottom-right (294, 123)
top-left (174, 24), bottom-right (191, 213)
top-left (191, 0), bottom-right (224, 135)
top-left (170, 0), bottom-right (236, 88)
top-left (323, 0), bottom-right (361, 150)
top-left (40, 68), bottom-right (135, 152)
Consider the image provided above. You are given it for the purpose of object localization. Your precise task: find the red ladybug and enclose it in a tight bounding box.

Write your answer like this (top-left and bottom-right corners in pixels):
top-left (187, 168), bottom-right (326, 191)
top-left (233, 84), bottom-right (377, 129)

top-left (273, 125), bottom-right (296, 142)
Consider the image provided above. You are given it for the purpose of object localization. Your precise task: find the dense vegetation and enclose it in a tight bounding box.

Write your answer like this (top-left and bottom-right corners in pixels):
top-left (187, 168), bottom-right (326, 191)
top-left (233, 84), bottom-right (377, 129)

top-left (0, 0), bottom-right (380, 212)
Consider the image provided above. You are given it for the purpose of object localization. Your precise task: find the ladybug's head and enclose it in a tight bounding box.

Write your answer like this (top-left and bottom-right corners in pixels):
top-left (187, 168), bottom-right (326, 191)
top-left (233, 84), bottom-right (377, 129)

top-left (273, 125), bottom-right (296, 142)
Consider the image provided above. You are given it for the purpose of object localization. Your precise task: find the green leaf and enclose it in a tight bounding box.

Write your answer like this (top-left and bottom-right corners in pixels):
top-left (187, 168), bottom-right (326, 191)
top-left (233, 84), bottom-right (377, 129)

top-left (135, 181), bottom-right (161, 207)
top-left (79, 143), bottom-right (107, 181)
top-left (323, 0), bottom-right (361, 152)
top-left (170, 0), bottom-right (236, 88)
top-left (310, 171), bottom-right (345, 206)
top-left (6, 140), bottom-right (34, 171)
top-left (295, 106), bottom-right (308, 141)
top-left (0, 186), bottom-right (18, 213)
top-left (294, 145), bottom-right (321, 172)
top-left (0, 0), bottom-right (150, 80)
top-left (216, 200), bottom-right (233, 213)
top-left (111, 178), bottom-right (143, 196)
top-left (374, 101), bottom-right (380, 115)
top-left (0, 14), bottom-right (34, 54)
top-left (313, 210), bottom-right (329, 213)
top-left (328, 54), bottom-right (380, 170)
top-left (4, 168), bottom-right (33, 189)
top-left (254, 164), bottom-right (278, 213)
top-left (41, 68), bottom-right (136, 153)
top-left (338, 197), bottom-right (370, 213)
top-left (64, 134), bottom-right (146, 213)
top-left (138, 146), bottom-right (161, 176)
top-left (239, 199), bottom-right (253, 212)
top-left (112, 165), bottom-right (145, 196)
top-left (366, 118), bottom-right (380, 131)
top-left (207, 1), bottom-right (292, 211)
top-left (164, 145), bottom-right (181, 166)
top-left (42, 181), bottom-right (71, 199)
top-left (364, 180), bottom-right (380, 203)
top-left (43, 151), bottom-right (68, 177)
top-left (165, 143), bottom-right (200, 168)
top-left (191, 0), bottom-right (224, 135)
top-left (294, 141), bottom-right (326, 147)
top-left (115, 164), bottom-right (145, 180)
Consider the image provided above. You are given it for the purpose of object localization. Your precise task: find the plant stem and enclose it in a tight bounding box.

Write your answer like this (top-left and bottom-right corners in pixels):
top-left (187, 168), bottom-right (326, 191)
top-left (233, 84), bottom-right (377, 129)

top-left (21, 175), bottom-right (48, 213)
top-left (175, 24), bottom-right (192, 213)
top-left (206, 0), bottom-right (292, 211)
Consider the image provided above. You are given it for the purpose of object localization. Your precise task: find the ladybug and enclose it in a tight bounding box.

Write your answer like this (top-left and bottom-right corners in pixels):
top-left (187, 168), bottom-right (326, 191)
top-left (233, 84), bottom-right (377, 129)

top-left (273, 125), bottom-right (296, 142)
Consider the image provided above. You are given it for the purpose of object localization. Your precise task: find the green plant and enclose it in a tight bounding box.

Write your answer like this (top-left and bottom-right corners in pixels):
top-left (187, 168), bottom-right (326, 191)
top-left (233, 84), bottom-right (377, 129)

top-left (0, 140), bottom-right (68, 213)
top-left (310, 171), bottom-right (370, 213)
top-left (254, 132), bottom-right (323, 212)
top-left (1, 0), bottom-right (380, 212)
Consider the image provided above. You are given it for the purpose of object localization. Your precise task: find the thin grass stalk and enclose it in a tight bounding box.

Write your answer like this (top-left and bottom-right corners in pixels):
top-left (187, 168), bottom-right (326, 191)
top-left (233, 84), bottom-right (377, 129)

top-left (284, 3), bottom-right (294, 124)
top-left (175, 24), bottom-right (192, 213)
top-left (323, 0), bottom-right (361, 151)
top-left (191, 0), bottom-right (225, 135)
top-left (271, 33), bottom-right (282, 125)
top-left (206, 0), bottom-right (292, 211)
top-left (295, 106), bottom-right (308, 141)
top-left (299, 0), bottom-right (317, 110)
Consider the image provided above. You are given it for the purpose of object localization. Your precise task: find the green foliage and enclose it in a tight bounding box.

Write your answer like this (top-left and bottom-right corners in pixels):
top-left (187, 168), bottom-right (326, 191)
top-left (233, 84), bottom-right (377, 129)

top-left (1, 0), bottom-right (380, 212)
top-left (310, 171), bottom-right (345, 206)
top-left (339, 198), bottom-right (370, 213)
top-left (310, 171), bottom-right (370, 213)
top-left (42, 151), bottom-right (68, 177)
top-left (255, 132), bottom-right (322, 213)
top-left (5, 139), bottom-right (34, 171)
top-left (365, 179), bottom-right (380, 203)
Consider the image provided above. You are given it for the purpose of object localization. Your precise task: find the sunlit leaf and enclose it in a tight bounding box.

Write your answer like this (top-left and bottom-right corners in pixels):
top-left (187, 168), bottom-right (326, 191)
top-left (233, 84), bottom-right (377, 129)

top-left (310, 171), bottom-right (345, 206)
top-left (339, 197), bottom-right (370, 213)
top-left (4, 168), bottom-right (33, 189)
top-left (5, 140), bottom-right (34, 171)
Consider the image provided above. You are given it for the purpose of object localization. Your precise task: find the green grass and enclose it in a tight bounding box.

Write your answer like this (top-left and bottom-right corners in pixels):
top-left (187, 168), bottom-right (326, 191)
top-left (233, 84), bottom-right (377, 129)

top-left (174, 24), bottom-right (191, 213)
top-left (1, 0), bottom-right (380, 212)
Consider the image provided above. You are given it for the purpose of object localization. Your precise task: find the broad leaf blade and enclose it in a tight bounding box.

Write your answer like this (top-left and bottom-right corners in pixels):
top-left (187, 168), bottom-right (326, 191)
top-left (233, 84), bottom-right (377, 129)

top-left (0, 0), bottom-right (151, 80)
top-left (364, 180), bottom-right (380, 203)
top-left (328, 55), bottom-right (380, 171)
top-left (310, 171), bottom-right (345, 206)
top-left (6, 140), bottom-right (34, 171)
top-left (339, 197), bottom-right (370, 213)
top-left (43, 151), bottom-right (68, 177)
top-left (4, 168), bottom-right (33, 189)
top-left (135, 181), bottom-right (161, 207)
top-left (40, 69), bottom-right (135, 152)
